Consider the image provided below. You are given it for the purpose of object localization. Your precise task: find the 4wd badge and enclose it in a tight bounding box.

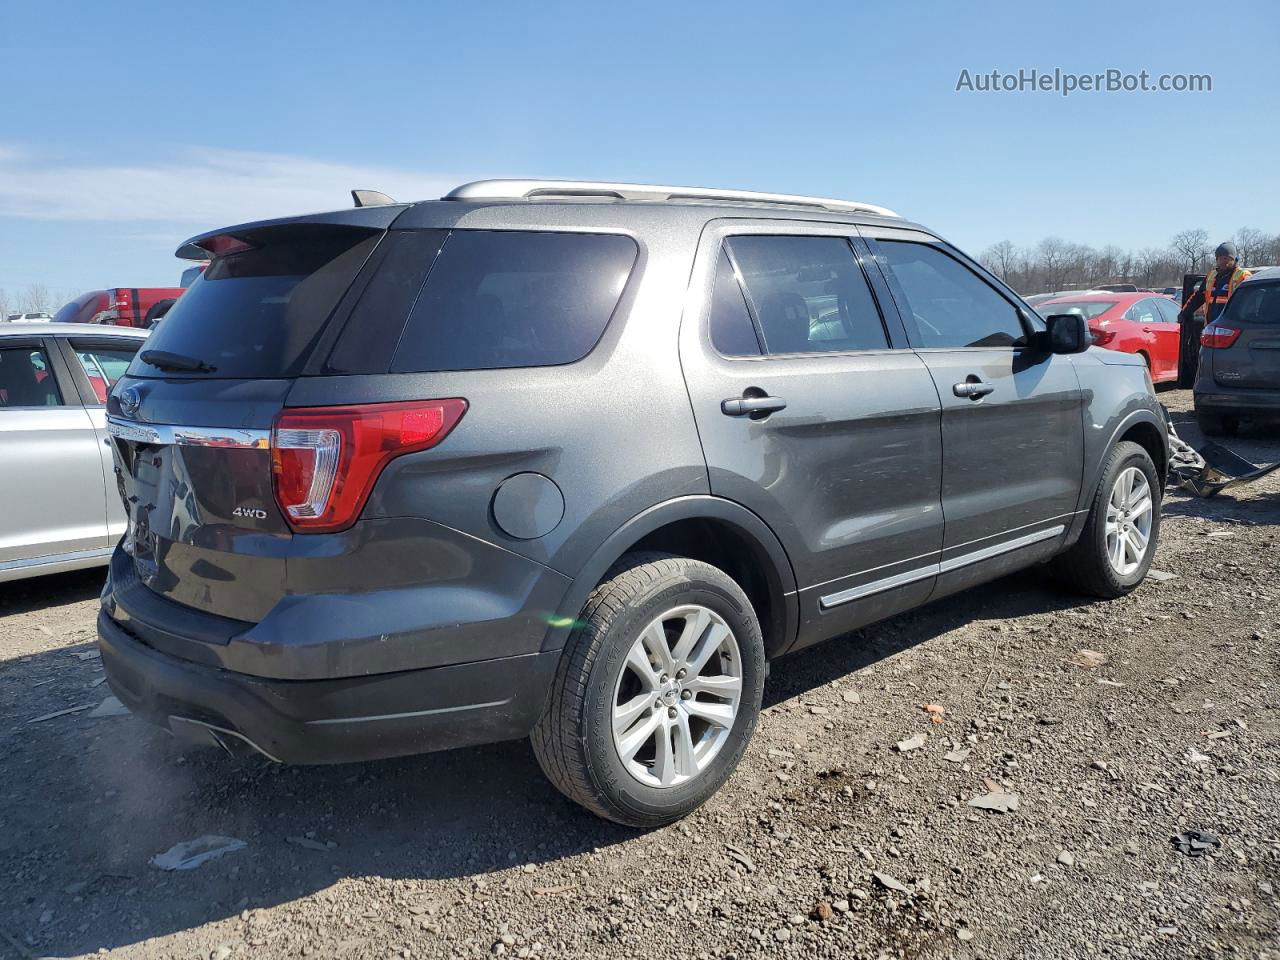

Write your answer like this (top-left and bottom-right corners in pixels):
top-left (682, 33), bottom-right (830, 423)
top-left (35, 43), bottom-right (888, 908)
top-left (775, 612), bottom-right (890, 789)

top-left (232, 507), bottom-right (268, 520)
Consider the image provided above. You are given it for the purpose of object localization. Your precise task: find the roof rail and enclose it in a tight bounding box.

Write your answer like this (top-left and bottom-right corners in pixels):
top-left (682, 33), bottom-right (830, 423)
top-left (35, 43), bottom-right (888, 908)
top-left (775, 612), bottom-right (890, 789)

top-left (442, 179), bottom-right (900, 219)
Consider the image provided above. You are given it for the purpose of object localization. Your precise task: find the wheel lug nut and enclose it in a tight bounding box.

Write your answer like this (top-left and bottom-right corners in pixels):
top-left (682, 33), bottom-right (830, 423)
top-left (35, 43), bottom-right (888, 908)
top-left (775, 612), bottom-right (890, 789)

top-left (668, 707), bottom-right (678, 718)
top-left (681, 690), bottom-right (692, 700)
top-left (676, 669), bottom-right (686, 680)
top-left (660, 674), bottom-right (669, 684)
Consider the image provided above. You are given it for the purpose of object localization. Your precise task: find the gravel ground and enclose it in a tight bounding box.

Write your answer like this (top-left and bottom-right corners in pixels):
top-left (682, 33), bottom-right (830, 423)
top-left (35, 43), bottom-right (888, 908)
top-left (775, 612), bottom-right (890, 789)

top-left (1, 390), bottom-right (1277, 960)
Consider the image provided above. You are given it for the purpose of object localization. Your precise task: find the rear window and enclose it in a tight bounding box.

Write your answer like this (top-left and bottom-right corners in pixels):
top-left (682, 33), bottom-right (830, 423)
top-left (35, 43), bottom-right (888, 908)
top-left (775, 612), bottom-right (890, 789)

top-left (130, 226), bottom-right (381, 378)
top-left (387, 230), bottom-right (637, 373)
top-left (1037, 300), bottom-right (1117, 322)
top-left (1224, 283), bottom-right (1280, 325)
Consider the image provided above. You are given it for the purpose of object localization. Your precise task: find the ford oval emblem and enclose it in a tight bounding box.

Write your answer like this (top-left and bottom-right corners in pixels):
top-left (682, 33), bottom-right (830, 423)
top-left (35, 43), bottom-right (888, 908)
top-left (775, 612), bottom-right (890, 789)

top-left (118, 385), bottom-right (142, 417)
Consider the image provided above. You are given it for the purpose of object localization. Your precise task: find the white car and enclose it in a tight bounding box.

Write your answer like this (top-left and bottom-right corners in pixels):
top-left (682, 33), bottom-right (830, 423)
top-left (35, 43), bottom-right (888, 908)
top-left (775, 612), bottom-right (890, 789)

top-left (0, 323), bottom-right (148, 581)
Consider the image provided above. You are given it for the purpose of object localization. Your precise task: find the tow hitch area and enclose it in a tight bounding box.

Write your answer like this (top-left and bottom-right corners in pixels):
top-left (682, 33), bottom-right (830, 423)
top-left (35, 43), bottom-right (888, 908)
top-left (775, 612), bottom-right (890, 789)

top-left (1168, 421), bottom-right (1280, 498)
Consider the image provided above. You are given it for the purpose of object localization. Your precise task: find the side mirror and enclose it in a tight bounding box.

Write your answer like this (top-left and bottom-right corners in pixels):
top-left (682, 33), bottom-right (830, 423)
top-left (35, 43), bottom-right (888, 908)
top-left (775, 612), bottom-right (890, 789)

top-left (1041, 313), bottom-right (1090, 354)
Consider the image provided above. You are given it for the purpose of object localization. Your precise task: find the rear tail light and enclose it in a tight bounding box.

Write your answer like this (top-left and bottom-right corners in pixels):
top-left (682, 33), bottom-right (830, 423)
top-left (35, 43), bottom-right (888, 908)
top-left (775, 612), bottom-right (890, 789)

top-left (1201, 325), bottom-right (1241, 349)
top-left (271, 399), bottom-right (467, 533)
top-left (1089, 325), bottom-right (1115, 346)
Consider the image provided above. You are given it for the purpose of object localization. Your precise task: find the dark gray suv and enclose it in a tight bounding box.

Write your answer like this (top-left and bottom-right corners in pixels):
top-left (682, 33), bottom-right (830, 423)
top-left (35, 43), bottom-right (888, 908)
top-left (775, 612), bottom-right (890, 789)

top-left (97, 180), bottom-right (1168, 826)
top-left (1194, 267), bottom-right (1280, 434)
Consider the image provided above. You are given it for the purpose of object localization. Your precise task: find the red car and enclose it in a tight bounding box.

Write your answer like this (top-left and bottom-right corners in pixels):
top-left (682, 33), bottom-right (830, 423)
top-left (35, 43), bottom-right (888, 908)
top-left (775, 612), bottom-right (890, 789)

top-left (53, 287), bottom-right (185, 328)
top-left (1037, 292), bottom-right (1181, 383)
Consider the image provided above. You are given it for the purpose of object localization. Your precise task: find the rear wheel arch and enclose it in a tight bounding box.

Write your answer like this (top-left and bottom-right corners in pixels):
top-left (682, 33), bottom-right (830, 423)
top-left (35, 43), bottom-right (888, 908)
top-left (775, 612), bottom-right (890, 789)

top-left (543, 497), bottom-right (799, 660)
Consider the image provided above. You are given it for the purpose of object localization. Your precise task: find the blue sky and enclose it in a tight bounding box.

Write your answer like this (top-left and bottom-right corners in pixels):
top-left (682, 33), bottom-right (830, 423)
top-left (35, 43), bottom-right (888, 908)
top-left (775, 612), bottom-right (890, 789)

top-left (1, 0), bottom-right (1277, 301)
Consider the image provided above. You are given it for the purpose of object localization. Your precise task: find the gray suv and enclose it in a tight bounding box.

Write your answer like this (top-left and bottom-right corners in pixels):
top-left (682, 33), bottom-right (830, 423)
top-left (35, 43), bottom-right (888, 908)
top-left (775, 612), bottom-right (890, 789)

top-left (97, 180), bottom-right (1168, 826)
top-left (1194, 267), bottom-right (1280, 434)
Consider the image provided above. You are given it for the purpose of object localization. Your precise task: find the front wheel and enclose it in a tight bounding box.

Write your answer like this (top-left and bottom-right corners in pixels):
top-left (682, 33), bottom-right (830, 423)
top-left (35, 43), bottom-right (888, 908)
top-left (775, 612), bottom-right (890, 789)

top-left (531, 553), bottom-right (765, 827)
top-left (1049, 441), bottom-right (1161, 598)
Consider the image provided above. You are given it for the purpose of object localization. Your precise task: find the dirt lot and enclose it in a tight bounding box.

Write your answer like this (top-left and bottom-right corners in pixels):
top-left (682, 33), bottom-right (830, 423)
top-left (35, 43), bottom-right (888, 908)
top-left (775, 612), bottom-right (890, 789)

top-left (1, 391), bottom-right (1277, 960)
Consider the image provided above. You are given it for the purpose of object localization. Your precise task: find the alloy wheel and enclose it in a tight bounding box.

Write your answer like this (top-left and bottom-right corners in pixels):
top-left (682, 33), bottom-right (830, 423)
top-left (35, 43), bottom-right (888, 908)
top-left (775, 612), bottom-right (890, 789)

top-left (1104, 466), bottom-right (1153, 576)
top-left (610, 604), bottom-right (743, 788)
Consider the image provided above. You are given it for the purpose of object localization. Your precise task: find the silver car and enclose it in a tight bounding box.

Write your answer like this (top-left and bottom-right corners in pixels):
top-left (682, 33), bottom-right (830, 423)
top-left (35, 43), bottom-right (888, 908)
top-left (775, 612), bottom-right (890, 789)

top-left (1194, 267), bottom-right (1280, 434)
top-left (0, 322), bottom-right (147, 582)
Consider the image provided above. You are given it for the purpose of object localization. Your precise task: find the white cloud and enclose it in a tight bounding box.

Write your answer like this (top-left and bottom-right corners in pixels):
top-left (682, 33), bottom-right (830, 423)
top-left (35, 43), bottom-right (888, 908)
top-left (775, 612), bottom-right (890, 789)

top-left (0, 144), bottom-right (463, 226)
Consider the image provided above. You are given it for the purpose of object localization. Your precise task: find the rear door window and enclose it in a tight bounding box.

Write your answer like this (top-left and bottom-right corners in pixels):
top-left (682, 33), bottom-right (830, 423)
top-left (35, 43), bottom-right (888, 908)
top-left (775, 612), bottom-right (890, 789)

top-left (1153, 298), bottom-right (1180, 323)
top-left (131, 226), bottom-right (382, 378)
top-left (876, 241), bottom-right (1028, 348)
top-left (724, 236), bottom-right (888, 354)
top-left (0, 347), bottom-right (62, 407)
top-left (1128, 299), bottom-right (1160, 325)
top-left (389, 231), bottom-right (637, 373)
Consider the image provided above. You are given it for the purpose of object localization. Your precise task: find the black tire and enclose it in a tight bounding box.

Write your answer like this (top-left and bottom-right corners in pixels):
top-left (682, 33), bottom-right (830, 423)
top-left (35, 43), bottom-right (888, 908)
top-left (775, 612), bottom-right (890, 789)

top-left (1049, 441), bottom-right (1161, 599)
top-left (531, 552), bottom-right (765, 828)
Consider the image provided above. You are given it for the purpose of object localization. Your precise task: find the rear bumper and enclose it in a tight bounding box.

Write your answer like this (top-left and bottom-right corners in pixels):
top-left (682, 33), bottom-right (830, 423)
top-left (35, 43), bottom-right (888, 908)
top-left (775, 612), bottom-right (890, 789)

top-left (1194, 389), bottom-right (1280, 416)
top-left (98, 609), bottom-right (558, 763)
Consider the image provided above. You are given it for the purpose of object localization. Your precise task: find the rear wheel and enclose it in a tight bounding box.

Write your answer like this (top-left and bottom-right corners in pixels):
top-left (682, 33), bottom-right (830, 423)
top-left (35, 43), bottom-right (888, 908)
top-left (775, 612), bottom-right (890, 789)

top-left (531, 552), bottom-right (765, 827)
top-left (1049, 441), bottom-right (1160, 598)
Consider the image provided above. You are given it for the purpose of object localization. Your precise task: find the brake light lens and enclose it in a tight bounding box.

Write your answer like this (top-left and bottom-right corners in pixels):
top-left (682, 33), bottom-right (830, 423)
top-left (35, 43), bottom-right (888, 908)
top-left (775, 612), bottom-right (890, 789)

top-left (1089, 325), bottom-right (1115, 346)
top-left (271, 399), bottom-right (467, 532)
top-left (1201, 325), bottom-right (1241, 349)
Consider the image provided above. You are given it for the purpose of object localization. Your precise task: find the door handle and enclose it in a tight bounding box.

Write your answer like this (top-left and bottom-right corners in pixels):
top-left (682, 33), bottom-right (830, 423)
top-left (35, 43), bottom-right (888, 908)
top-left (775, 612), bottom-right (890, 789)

top-left (952, 380), bottom-right (995, 400)
top-left (721, 394), bottom-right (787, 417)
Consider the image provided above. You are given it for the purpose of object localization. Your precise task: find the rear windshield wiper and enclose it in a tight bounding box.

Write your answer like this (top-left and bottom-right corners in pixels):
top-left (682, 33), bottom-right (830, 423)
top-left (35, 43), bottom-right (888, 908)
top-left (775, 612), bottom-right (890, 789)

top-left (140, 350), bottom-right (217, 373)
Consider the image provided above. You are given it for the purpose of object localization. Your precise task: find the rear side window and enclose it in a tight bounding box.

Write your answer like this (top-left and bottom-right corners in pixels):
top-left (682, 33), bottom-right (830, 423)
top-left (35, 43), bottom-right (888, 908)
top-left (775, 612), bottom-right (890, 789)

top-left (725, 236), bottom-right (888, 354)
top-left (0, 347), bottom-right (62, 407)
top-left (389, 231), bottom-right (637, 373)
top-left (1224, 283), bottom-right (1280, 325)
top-left (132, 226), bottom-right (381, 378)
top-left (1040, 301), bottom-right (1116, 322)
top-left (877, 241), bottom-right (1027, 348)
top-left (709, 249), bottom-right (762, 356)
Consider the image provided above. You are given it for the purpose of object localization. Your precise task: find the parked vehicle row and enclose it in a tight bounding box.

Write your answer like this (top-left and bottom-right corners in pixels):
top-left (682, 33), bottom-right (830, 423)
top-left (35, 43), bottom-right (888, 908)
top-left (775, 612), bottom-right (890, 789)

top-left (88, 179), bottom-right (1170, 826)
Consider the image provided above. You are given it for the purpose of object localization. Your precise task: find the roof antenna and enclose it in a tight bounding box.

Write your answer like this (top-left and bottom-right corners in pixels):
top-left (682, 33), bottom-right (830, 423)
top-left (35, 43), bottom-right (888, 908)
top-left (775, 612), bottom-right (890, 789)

top-left (351, 189), bottom-right (397, 208)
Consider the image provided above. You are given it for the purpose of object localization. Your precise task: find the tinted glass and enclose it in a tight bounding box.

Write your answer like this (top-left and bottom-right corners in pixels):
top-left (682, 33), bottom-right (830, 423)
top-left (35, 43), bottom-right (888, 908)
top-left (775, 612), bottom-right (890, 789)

top-left (74, 344), bottom-right (139, 403)
top-left (709, 249), bottom-right (761, 356)
top-left (0, 347), bottom-right (62, 407)
top-left (325, 230), bottom-right (448, 374)
top-left (1223, 283), bottom-right (1280, 325)
top-left (1040, 300), bottom-right (1116, 321)
top-left (391, 231), bottom-right (637, 373)
top-left (726, 236), bottom-right (887, 354)
top-left (878, 241), bottom-right (1027, 348)
top-left (132, 227), bottom-right (381, 378)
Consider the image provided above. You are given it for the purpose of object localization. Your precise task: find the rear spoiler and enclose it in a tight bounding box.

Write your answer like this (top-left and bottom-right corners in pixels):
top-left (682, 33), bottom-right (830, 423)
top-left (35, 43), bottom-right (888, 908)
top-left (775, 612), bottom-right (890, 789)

top-left (175, 202), bottom-right (410, 261)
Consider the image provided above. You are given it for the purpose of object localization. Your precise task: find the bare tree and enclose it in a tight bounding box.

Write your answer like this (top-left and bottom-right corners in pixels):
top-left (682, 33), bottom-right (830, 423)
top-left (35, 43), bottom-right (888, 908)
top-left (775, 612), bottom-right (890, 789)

top-left (980, 240), bottom-right (1020, 280)
top-left (1234, 227), bottom-right (1271, 267)
top-left (1170, 229), bottom-right (1211, 271)
top-left (0, 288), bottom-right (9, 320)
top-left (19, 284), bottom-right (52, 315)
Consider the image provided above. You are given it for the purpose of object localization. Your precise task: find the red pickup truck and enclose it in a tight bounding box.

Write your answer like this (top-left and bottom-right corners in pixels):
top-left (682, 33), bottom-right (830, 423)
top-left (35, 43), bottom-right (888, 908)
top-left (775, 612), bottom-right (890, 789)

top-left (54, 287), bottom-right (186, 328)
